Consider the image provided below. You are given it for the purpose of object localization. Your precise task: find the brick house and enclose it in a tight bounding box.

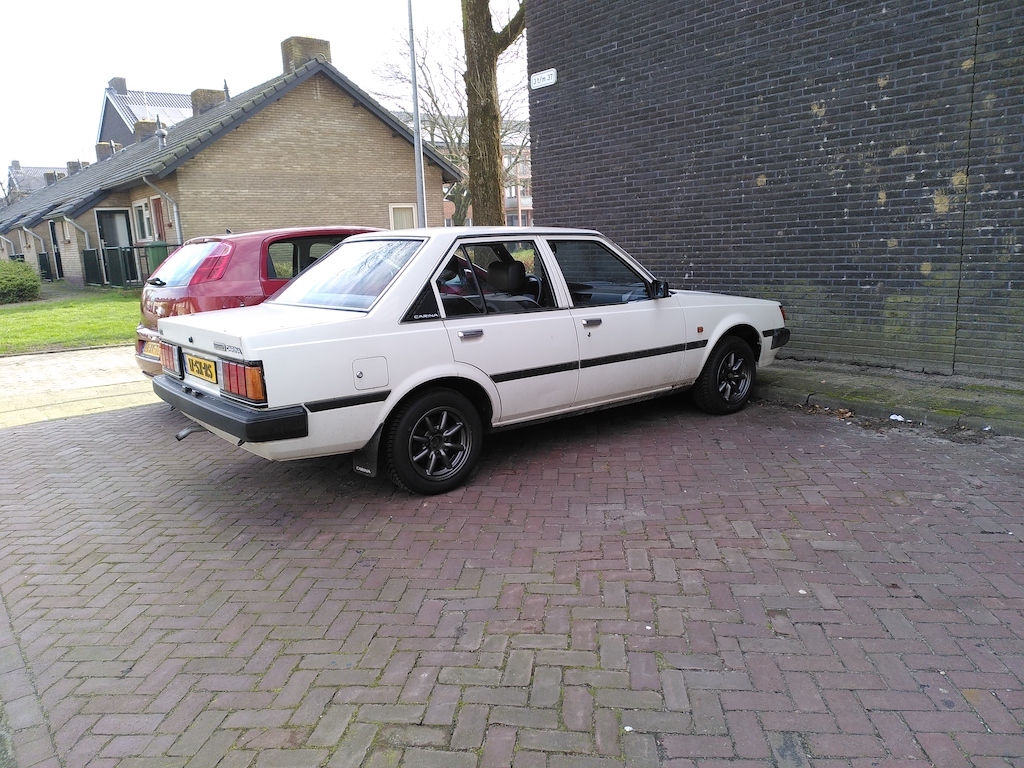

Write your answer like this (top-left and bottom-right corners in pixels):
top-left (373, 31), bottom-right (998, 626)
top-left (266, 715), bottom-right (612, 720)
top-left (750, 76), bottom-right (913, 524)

top-left (0, 37), bottom-right (460, 285)
top-left (526, 0), bottom-right (1023, 380)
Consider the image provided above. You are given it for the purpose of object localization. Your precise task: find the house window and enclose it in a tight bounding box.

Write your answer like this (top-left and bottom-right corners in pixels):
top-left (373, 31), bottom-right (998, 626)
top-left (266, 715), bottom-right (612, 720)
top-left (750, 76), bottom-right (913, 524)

top-left (133, 200), bottom-right (154, 241)
top-left (389, 204), bottom-right (416, 230)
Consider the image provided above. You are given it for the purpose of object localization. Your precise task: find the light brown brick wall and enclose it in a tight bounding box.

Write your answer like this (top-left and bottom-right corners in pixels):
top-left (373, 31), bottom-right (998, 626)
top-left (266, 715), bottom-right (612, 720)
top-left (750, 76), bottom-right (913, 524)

top-left (173, 74), bottom-right (447, 238)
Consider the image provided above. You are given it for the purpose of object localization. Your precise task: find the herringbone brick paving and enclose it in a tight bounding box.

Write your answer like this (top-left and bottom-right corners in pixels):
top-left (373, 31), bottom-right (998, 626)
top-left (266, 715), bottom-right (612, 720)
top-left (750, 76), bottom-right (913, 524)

top-left (0, 397), bottom-right (1022, 767)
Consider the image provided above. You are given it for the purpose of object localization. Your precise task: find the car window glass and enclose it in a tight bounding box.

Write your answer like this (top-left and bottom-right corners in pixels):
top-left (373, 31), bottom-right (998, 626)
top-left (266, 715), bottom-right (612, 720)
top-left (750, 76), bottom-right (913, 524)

top-left (547, 239), bottom-right (649, 307)
top-left (149, 241), bottom-right (227, 287)
top-left (308, 241), bottom-right (337, 262)
top-left (268, 242), bottom-right (295, 280)
top-left (436, 250), bottom-right (486, 317)
top-left (295, 237), bottom-right (347, 273)
top-left (271, 238), bottom-right (422, 311)
top-left (438, 240), bottom-right (553, 317)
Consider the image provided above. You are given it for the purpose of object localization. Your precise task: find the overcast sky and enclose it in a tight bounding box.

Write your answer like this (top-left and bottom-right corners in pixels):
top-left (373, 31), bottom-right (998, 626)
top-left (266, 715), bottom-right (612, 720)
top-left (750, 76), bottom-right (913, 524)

top-left (2, 0), bottom-right (525, 172)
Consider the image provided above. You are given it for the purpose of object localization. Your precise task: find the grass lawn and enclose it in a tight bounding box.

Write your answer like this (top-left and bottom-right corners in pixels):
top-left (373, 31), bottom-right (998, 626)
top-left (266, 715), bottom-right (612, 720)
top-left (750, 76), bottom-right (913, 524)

top-left (0, 282), bottom-right (141, 355)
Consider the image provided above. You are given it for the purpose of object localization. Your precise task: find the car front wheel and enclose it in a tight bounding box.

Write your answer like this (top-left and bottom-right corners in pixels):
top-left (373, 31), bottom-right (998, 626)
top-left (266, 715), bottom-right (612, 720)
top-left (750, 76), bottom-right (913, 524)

top-left (385, 388), bottom-right (482, 494)
top-left (693, 336), bottom-right (756, 415)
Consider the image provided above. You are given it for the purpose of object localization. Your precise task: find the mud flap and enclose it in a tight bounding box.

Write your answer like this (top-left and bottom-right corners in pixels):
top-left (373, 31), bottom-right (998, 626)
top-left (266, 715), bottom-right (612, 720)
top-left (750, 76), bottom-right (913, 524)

top-left (352, 424), bottom-right (384, 477)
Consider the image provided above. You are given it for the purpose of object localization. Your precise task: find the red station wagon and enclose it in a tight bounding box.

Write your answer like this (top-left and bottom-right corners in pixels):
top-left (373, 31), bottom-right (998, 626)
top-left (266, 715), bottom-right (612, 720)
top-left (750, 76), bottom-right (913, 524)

top-left (135, 226), bottom-right (377, 375)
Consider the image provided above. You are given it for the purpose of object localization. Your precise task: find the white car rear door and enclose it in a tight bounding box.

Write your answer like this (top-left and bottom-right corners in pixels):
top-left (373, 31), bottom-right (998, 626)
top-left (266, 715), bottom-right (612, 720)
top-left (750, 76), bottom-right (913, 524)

top-left (439, 239), bottom-right (580, 424)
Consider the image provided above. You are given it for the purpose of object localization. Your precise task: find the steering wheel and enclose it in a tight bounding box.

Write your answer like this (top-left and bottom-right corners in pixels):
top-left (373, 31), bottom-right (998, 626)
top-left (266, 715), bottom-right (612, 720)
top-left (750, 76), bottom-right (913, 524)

top-left (525, 274), bottom-right (543, 302)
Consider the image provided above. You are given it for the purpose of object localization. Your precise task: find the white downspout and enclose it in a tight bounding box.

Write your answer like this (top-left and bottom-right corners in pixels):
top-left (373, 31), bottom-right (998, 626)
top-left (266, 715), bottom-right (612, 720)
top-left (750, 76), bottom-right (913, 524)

top-left (63, 216), bottom-right (91, 250)
top-left (22, 227), bottom-right (46, 250)
top-left (22, 227), bottom-right (50, 277)
top-left (142, 176), bottom-right (183, 242)
top-left (0, 233), bottom-right (15, 258)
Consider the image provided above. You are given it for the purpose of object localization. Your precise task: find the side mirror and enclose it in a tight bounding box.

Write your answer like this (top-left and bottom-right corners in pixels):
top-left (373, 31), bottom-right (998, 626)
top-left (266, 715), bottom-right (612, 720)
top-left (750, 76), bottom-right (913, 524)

top-left (648, 279), bottom-right (671, 298)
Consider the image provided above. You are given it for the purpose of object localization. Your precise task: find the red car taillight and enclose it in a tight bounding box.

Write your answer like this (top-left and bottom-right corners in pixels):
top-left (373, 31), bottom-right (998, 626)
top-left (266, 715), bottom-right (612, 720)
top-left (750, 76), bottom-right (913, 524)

top-left (188, 242), bottom-right (232, 285)
top-left (222, 360), bottom-right (267, 404)
top-left (160, 341), bottom-right (182, 377)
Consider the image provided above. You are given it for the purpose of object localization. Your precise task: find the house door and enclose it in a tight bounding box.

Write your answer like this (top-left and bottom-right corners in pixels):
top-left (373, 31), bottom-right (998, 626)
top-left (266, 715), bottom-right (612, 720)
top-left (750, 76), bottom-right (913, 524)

top-left (96, 210), bottom-right (134, 285)
top-left (47, 220), bottom-right (65, 279)
top-left (151, 197), bottom-right (166, 241)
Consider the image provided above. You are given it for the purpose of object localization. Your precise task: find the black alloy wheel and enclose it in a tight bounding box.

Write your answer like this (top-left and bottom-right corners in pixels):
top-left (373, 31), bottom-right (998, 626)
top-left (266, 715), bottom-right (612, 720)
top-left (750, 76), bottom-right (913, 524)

top-left (693, 336), bottom-right (756, 415)
top-left (385, 388), bottom-right (482, 494)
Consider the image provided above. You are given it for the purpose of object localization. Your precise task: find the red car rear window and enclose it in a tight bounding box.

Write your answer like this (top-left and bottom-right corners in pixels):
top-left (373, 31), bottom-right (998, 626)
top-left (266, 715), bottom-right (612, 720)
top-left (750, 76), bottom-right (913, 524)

top-left (150, 241), bottom-right (232, 287)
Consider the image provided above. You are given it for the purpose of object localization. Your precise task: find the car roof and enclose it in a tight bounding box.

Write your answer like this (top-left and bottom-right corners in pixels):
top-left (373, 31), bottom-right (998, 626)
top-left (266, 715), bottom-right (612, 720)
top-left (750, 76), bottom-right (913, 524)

top-left (346, 226), bottom-right (605, 241)
top-left (183, 225), bottom-right (380, 246)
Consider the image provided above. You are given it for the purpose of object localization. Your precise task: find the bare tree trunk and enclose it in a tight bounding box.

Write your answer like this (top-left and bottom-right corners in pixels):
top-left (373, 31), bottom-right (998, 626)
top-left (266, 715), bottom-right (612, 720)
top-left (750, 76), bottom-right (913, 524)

top-left (462, 0), bottom-right (525, 226)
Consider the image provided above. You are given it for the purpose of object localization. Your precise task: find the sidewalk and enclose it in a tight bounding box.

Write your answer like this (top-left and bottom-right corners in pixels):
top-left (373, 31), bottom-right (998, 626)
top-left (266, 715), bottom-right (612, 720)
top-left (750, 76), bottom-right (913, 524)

top-left (0, 345), bottom-right (159, 429)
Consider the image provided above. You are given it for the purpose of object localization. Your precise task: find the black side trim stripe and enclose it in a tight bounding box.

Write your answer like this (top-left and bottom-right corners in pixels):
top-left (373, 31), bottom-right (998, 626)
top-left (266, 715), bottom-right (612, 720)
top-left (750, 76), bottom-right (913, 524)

top-left (580, 340), bottom-right (705, 370)
top-left (306, 390), bottom-right (391, 413)
top-left (492, 361), bottom-right (578, 383)
top-left (492, 341), bottom-right (707, 384)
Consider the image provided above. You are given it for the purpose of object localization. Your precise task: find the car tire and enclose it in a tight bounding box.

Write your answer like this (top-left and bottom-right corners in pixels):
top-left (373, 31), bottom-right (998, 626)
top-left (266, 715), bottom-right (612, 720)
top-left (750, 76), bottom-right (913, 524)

top-left (693, 336), bottom-right (756, 415)
top-left (385, 388), bottom-right (482, 495)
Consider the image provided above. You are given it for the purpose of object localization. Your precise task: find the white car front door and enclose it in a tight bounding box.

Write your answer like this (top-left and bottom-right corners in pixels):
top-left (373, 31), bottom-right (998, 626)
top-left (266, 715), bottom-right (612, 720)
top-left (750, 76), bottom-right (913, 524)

top-left (545, 238), bottom-right (691, 408)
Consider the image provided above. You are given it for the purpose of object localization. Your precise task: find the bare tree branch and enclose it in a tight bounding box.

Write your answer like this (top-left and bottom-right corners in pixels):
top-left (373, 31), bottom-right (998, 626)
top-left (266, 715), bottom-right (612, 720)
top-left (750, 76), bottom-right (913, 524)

top-left (374, 13), bottom-right (527, 226)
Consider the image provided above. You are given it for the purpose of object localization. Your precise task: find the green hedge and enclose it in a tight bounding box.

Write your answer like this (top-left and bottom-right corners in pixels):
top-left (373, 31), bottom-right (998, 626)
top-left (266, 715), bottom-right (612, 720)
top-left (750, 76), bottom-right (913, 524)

top-left (0, 260), bottom-right (42, 304)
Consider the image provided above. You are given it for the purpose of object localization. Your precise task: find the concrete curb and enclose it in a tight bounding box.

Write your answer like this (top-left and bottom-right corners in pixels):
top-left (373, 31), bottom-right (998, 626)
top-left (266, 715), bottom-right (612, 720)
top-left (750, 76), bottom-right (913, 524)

top-left (755, 358), bottom-right (1024, 438)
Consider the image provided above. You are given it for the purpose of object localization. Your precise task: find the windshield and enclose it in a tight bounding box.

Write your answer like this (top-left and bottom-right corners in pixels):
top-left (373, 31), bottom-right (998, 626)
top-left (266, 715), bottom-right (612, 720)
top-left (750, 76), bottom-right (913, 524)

top-left (270, 238), bottom-right (424, 310)
top-left (149, 241), bottom-right (227, 287)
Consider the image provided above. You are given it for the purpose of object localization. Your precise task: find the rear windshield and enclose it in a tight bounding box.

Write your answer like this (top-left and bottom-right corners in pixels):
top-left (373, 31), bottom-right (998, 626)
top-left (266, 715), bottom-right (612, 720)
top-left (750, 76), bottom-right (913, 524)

top-left (270, 238), bottom-right (423, 310)
top-left (150, 241), bottom-right (226, 287)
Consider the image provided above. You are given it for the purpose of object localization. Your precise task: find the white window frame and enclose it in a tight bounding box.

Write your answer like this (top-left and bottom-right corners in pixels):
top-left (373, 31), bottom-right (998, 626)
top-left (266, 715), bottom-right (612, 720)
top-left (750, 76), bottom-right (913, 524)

top-left (132, 198), bottom-right (154, 242)
top-left (389, 203), bottom-right (417, 230)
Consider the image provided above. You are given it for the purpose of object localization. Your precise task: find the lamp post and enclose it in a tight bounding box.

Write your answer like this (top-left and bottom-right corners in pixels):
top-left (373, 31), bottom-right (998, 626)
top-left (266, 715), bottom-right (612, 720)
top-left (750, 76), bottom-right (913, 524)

top-left (408, 0), bottom-right (427, 227)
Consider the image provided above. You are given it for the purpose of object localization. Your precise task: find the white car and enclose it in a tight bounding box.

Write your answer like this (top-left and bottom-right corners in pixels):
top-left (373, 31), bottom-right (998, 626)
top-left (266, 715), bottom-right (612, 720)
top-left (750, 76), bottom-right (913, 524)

top-left (154, 227), bottom-right (790, 494)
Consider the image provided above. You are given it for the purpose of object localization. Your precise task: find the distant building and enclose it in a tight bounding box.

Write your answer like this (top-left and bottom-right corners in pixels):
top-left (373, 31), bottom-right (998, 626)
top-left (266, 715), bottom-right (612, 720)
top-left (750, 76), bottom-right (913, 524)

top-left (0, 37), bottom-right (460, 285)
top-left (4, 161), bottom-right (75, 204)
top-left (97, 78), bottom-right (194, 149)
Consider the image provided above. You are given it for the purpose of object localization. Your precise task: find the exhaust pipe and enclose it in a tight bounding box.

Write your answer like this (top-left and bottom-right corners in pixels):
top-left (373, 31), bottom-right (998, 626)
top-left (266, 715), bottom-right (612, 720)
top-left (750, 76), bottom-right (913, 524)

top-left (175, 425), bottom-right (207, 441)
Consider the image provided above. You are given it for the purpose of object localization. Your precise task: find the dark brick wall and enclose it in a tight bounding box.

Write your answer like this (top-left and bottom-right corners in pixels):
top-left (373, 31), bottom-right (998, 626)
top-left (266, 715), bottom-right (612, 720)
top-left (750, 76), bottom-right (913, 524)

top-left (526, 0), bottom-right (1023, 378)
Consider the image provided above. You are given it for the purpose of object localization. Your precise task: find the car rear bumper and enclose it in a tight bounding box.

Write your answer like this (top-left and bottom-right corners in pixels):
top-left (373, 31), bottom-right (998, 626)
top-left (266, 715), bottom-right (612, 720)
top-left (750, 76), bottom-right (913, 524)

top-left (153, 375), bottom-right (308, 443)
top-left (765, 327), bottom-right (791, 350)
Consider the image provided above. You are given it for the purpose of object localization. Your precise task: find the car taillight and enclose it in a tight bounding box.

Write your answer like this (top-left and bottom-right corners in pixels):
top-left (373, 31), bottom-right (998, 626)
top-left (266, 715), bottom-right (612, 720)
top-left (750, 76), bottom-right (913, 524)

top-left (160, 342), bottom-right (182, 377)
top-left (222, 360), bottom-right (267, 404)
top-left (188, 242), bottom-right (232, 285)
top-left (780, 305), bottom-right (787, 323)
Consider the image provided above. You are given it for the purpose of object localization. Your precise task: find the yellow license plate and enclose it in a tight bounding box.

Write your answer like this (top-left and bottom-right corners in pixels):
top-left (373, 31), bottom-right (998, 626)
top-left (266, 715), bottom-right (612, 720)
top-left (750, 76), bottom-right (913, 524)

top-left (142, 340), bottom-right (161, 358)
top-left (185, 354), bottom-right (218, 384)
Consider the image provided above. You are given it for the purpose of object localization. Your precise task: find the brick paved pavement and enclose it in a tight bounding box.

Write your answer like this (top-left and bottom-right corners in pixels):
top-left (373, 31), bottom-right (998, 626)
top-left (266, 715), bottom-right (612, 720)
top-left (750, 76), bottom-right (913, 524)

top-left (1, 397), bottom-right (1022, 767)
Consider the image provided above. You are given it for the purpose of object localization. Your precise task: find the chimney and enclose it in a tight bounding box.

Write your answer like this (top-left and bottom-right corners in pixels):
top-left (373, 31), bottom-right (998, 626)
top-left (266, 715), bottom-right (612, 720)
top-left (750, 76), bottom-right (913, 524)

top-left (191, 88), bottom-right (226, 117)
top-left (95, 142), bottom-right (121, 162)
top-left (281, 36), bottom-right (331, 74)
top-left (134, 119), bottom-right (158, 143)
top-left (67, 161), bottom-right (83, 175)
top-left (44, 172), bottom-right (57, 186)
top-left (10, 160), bottom-right (20, 170)
top-left (108, 77), bottom-right (128, 95)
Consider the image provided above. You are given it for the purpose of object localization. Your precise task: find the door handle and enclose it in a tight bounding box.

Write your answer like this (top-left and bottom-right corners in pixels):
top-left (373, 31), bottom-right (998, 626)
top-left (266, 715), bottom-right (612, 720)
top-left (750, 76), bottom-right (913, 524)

top-left (458, 329), bottom-right (484, 339)
top-left (581, 318), bottom-right (602, 327)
